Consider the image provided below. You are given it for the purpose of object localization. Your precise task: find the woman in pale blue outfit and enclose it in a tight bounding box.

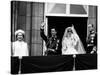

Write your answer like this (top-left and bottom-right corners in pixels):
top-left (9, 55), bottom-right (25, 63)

top-left (12, 29), bottom-right (29, 59)
top-left (12, 29), bottom-right (29, 74)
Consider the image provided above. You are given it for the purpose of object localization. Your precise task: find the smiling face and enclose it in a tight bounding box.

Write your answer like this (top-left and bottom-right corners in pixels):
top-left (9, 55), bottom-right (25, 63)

top-left (51, 28), bottom-right (57, 36)
top-left (67, 28), bottom-right (73, 37)
top-left (16, 33), bottom-right (24, 41)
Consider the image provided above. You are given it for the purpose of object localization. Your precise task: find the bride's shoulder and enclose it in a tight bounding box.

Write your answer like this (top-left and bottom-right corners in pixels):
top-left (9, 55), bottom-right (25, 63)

top-left (72, 34), bottom-right (77, 37)
top-left (63, 37), bottom-right (67, 41)
top-left (72, 34), bottom-right (79, 40)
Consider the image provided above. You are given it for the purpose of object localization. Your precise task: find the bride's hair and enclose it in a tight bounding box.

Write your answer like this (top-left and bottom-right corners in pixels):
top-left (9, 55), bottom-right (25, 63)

top-left (67, 28), bottom-right (73, 33)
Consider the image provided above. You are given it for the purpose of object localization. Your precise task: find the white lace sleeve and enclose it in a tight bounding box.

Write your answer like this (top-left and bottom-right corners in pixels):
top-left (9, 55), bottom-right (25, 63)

top-left (62, 38), bottom-right (67, 54)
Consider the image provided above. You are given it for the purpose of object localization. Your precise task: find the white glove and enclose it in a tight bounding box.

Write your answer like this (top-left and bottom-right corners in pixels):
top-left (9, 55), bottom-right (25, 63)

top-left (41, 22), bottom-right (46, 29)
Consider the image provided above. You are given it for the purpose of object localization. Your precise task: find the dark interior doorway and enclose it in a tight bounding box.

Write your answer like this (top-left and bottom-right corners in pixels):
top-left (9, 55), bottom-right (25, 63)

top-left (47, 16), bottom-right (88, 54)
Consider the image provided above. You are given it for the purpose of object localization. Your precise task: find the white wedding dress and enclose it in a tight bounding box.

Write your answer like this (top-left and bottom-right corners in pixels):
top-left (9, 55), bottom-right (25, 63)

top-left (62, 34), bottom-right (78, 55)
top-left (62, 26), bottom-right (86, 55)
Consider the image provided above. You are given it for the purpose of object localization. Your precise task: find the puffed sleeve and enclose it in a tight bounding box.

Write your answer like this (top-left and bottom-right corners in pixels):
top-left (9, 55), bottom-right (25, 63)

top-left (25, 43), bottom-right (29, 56)
top-left (62, 38), bottom-right (67, 54)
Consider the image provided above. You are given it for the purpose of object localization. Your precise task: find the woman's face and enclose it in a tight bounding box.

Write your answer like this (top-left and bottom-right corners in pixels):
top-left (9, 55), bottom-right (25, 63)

top-left (67, 29), bottom-right (73, 37)
top-left (17, 33), bottom-right (23, 41)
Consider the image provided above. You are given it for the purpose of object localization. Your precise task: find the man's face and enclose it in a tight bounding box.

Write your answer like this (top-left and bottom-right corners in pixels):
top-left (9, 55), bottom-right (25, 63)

top-left (88, 24), bottom-right (93, 31)
top-left (51, 29), bottom-right (57, 36)
top-left (17, 33), bottom-right (23, 41)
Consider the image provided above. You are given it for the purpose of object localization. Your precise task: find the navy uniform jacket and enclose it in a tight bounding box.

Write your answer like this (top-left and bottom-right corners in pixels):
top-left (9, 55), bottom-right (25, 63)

top-left (40, 28), bottom-right (60, 53)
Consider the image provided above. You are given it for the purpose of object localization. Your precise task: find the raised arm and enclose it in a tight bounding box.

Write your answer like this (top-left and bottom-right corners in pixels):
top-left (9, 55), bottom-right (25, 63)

top-left (40, 22), bottom-right (47, 42)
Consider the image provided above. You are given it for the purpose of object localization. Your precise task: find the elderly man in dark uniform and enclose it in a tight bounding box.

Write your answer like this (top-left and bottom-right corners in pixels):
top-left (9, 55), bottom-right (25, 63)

top-left (87, 24), bottom-right (97, 54)
top-left (40, 22), bottom-right (60, 56)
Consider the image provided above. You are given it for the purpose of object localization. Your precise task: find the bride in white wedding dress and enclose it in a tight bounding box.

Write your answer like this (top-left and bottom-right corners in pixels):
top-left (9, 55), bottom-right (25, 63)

top-left (62, 25), bottom-right (86, 55)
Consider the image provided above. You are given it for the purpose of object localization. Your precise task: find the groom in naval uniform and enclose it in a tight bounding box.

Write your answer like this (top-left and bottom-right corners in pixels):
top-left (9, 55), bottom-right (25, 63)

top-left (40, 22), bottom-right (60, 56)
